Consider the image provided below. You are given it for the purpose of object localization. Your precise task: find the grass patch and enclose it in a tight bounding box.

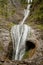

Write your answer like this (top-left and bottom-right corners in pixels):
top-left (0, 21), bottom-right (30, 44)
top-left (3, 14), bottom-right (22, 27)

top-left (36, 24), bottom-right (43, 30)
top-left (28, 0), bottom-right (43, 26)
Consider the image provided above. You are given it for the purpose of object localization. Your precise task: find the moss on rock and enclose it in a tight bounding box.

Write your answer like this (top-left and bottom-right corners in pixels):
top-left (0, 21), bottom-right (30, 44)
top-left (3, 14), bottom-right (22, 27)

top-left (23, 49), bottom-right (35, 59)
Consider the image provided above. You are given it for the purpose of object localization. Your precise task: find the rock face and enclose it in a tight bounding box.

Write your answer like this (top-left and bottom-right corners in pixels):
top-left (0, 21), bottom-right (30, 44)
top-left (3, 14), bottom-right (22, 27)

top-left (0, 57), bottom-right (43, 65)
top-left (0, 28), bottom-right (10, 48)
top-left (27, 29), bottom-right (43, 59)
top-left (0, 28), bottom-right (11, 60)
top-left (0, 24), bottom-right (42, 63)
top-left (0, 0), bottom-right (43, 65)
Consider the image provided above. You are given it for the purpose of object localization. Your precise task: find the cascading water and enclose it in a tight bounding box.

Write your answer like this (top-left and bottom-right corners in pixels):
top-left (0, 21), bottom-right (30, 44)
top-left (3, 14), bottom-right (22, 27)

top-left (21, 0), bottom-right (32, 24)
top-left (11, 0), bottom-right (32, 60)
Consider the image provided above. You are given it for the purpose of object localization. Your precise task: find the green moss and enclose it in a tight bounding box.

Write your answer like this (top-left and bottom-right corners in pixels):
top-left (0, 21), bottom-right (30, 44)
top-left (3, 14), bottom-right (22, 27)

top-left (36, 24), bottom-right (43, 30)
top-left (23, 49), bottom-right (35, 59)
top-left (23, 51), bottom-right (29, 59)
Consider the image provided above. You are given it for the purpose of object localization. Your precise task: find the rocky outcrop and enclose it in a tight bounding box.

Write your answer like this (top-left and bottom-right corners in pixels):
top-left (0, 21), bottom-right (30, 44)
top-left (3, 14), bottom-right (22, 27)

top-left (0, 57), bottom-right (43, 65)
top-left (0, 28), bottom-right (11, 60)
top-left (0, 0), bottom-right (43, 65)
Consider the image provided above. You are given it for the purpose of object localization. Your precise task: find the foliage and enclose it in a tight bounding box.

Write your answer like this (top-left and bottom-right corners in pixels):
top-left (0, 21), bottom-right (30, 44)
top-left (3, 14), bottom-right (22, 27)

top-left (20, 0), bottom-right (27, 4)
top-left (0, 0), bottom-right (8, 8)
top-left (28, 0), bottom-right (43, 30)
top-left (0, 0), bottom-right (8, 18)
top-left (36, 24), bottom-right (43, 30)
top-left (0, 0), bottom-right (15, 19)
top-left (19, 0), bottom-right (28, 8)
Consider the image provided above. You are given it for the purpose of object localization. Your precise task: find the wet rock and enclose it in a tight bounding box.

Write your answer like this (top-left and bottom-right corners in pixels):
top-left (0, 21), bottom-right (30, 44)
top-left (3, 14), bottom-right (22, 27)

top-left (1, 57), bottom-right (43, 65)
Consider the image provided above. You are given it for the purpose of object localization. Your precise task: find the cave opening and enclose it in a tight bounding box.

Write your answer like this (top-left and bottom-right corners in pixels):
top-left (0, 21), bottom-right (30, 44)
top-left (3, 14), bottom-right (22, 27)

top-left (25, 41), bottom-right (35, 51)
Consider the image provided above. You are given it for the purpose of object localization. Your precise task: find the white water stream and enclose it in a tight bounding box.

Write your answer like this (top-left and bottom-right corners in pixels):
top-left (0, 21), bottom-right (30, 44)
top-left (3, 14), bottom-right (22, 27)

top-left (11, 0), bottom-right (32, 60)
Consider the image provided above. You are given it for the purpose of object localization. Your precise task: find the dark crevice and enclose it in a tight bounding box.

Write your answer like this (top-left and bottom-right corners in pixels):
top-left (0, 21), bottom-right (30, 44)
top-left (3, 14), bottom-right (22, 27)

top-left (25, 41), bottom-right (35, 51)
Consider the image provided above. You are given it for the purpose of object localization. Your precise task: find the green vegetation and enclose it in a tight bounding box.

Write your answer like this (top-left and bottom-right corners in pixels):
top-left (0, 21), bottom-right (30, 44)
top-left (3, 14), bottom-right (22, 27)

top-left (0, 0), bottom-right (8, 18)
top-left (30, 4), bottom-right (43, 21)
top-left (19, 0), bottom-right (28, 8)
top-left (20, 0), bottom-right (27, 4)
top-left (0, 0), bottom-right (15, 19)
top-left (23, 51), bottom-right (29, 59)
top-left (23, 49), bottom-right (35, 59)
top-left (36, 24), bottom-right (43, 30)
top-left (27, 0), bottom-right (43, 30)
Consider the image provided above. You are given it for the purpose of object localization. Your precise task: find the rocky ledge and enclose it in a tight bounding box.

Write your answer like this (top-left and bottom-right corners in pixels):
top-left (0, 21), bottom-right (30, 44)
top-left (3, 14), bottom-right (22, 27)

top-left (0, 56), bottom-right (43, 65)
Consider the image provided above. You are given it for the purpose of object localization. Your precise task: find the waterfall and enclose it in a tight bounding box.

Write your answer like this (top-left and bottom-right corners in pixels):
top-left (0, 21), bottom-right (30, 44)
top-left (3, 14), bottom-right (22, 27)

top-left (11, 0), bottom-right (32, 60)
top-left (21, 0), bottom-right (32, 24)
